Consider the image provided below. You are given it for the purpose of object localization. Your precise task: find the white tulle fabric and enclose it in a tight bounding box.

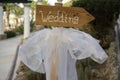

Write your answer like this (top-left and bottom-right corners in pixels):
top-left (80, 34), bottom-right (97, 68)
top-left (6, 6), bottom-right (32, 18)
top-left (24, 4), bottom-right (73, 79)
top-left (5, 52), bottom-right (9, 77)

top-left (19, 27), bottom-right (108, 80)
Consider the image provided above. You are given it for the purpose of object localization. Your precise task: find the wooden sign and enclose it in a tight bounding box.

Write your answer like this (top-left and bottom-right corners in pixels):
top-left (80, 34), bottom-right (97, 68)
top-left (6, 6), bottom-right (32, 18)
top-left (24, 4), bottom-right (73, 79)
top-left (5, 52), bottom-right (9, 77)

top-left (35, 5), bottom-right (95, 28)
top-left (0, 0), bottom-right (32, 3)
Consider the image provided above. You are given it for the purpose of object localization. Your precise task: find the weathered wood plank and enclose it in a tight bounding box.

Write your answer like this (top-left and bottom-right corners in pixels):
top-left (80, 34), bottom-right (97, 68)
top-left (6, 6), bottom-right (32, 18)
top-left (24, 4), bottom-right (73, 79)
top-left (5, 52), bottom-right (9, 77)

top-left (36, 5), bottom-right (95, 28)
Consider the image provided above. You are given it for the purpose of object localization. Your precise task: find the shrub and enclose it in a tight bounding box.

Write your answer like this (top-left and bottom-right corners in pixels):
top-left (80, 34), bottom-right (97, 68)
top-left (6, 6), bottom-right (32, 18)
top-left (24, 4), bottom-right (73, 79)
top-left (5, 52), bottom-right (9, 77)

top-left (5, 30), bottom-right (16, 38)
top-left (72, 0), bottom-right (120, 35)
top-left (26, 71), bottom-right (46, 80)
top-left (30, 21), bottom-right (36, 32)
top-left (13, 21), bottom-right (36, 34)
top-left (72, 0), bottom-right (119, 48)
top-left (13, 25), bottom-right (24, 34)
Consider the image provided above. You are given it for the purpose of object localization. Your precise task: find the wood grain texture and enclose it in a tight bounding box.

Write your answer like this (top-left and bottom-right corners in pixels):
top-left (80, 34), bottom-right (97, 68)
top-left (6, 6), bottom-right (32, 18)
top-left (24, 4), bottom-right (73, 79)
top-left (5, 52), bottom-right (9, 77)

top-left (35, 5), bottom-right (95, 28)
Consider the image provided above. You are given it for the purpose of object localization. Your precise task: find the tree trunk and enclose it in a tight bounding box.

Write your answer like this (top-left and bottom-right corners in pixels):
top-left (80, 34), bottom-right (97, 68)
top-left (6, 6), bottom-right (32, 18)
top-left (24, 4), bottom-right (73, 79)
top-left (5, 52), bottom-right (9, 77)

top-left (31, 9), bottom-right (34, 22)
top-left (6, 9), bottom-right (10, 28)
top-left (16, 17), bottom-right (19, 27)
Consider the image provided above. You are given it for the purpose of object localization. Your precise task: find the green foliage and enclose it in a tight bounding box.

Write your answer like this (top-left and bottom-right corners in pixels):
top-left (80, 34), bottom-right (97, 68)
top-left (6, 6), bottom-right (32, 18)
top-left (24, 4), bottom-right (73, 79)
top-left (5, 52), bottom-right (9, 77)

top-left (76, 58), bottom-right (92, 80)
top-left (13, 25), bottom-right (24, 34)
top-left (63, 0), bottom-right (73, 7)
top-left (5, 30), bottom-right (16, 38)
top-left (42, 0), bottom-right (48, 5)
top-left (3, 3), bottom-right (15, 11)
top-left (79, 24), bottom-right (98, 38)
top-left (3, 3), bottom-right (24, 28)
top-left (72, 0), bottom-right (120, 35)
top-left (13, 21), bottom-right (36, 35)
top-left (30, 21), bottom-right (36, 32)
top-left (26, 71), bottom-right (46, 80)
top-left (11, 5), bottom-right (24, 16)
top-left (31, 0), bottom-right (37, 10)
top-left (4, 3), bottom-right (24, 17)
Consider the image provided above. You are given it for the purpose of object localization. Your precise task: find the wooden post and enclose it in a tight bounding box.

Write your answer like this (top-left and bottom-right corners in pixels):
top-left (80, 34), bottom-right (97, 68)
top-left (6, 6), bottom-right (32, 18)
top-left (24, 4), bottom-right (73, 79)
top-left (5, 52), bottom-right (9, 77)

top-left (50, 2), bottom-right (63, 80)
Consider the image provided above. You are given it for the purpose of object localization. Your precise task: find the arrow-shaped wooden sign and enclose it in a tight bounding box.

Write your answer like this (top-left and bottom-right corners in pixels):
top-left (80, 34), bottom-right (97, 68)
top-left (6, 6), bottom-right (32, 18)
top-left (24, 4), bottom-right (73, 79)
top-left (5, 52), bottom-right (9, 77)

top-left (0, 0), bottom-right (31, 3)
top-left (35, 5), bottom-right (95, 28)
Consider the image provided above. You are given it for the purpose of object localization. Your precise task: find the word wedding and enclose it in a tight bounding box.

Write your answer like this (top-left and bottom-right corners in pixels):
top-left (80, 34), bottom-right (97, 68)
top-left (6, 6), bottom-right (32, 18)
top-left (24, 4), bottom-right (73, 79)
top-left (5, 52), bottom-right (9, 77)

top-left (39, 11), bottom-right (79, 24)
